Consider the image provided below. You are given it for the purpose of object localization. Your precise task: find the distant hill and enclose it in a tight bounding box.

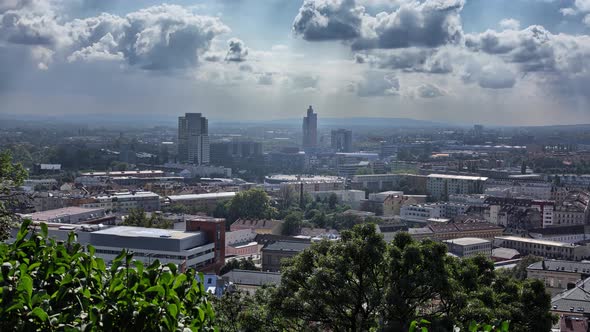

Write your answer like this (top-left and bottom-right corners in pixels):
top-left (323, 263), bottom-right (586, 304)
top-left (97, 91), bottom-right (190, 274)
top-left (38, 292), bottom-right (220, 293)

top-left (212, 117), bottom-right (451, 128)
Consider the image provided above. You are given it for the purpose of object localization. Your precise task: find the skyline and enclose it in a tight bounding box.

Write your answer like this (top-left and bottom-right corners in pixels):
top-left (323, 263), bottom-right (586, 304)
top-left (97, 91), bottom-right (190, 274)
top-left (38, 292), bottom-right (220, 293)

top-left (2, 0), bottom-right (590, 125)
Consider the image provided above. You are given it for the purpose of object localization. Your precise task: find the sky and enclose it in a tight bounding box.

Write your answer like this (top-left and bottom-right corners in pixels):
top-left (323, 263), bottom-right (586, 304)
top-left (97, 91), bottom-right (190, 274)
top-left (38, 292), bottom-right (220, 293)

top-left (1, 0), bottom-right (590, 126)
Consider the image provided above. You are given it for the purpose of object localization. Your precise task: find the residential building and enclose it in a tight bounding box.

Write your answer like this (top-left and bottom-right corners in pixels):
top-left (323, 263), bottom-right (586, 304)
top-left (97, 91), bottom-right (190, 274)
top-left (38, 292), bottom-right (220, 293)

top-left (551, 276), bottom-right (590, 330)
top-left (494, 236), bottom-right (590, 260)
top-left (264, 174), bottom-right (345, 193)
top-left (302, 105), bottom-right (318, 151)
top-left (230, 219), bottom-right (284, 235)
top-left (427, 174), bottom-right (488, 201)
top-left (82, 191), bottom-right (161, 212)
top-left (210, 140), bottom-right (263, 168)
top-left (225, 229), bottom-right (259, 257)
top-left (178, 113), bottom-right (210, 165)
top-left (261, 241), bottom-right (312, 272)
top-left (351, 173), bottom-right (428, 193)
top-left (331, 129), bottom-right (353, 152)
top-left (443, 237), bottom-right (492, 258)
top-left (529, 225), bottom-right (589, 244)
top-left (527, 260), bottom-right (590, 296)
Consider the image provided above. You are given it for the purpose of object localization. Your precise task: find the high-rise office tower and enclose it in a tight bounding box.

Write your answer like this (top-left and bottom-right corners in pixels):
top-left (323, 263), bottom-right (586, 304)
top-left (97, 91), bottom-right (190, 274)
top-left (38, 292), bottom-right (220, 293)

top-left (331, 129), bottom-right (353, 152)
top-left (302, 105), bottom-right (317, 150)
top-left (178, 113), bottom-right (210, 165)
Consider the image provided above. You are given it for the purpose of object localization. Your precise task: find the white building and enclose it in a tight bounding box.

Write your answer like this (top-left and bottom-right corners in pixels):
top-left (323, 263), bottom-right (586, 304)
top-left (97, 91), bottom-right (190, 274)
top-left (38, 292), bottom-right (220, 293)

top-left (82, 191), bottom-right (161, 212)
top-left (427, 174), bottom-right (488, 201)
top-left (494, 236), bottom-right (590, 260)
top-left (443, 237), bottom-right (492, 258)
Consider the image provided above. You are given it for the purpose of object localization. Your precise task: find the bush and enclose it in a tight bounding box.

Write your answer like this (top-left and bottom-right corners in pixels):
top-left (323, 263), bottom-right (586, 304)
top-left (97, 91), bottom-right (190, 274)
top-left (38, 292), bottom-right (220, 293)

top-left (0, 220), bottom-right (215, 331)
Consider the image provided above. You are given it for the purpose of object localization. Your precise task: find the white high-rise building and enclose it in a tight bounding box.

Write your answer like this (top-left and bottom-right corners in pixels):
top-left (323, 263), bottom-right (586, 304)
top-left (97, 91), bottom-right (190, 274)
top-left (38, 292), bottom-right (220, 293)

top-left (178, 113), bottom-right (210, 165)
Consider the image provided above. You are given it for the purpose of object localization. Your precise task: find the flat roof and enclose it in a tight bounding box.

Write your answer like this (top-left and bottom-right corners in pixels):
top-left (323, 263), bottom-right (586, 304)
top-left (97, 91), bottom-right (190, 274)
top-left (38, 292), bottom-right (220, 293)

top-left (25, 207), bottom-right (105, 221)
top-left (167, 192), bottom-right (236, 201)
top-left (97, 191), bottom-right (160, 199)
top-left (495, 236), bottom-right (578, 248)
top-left (427, 174), bottom-right (488, 181)
top-left (263, 241), bottom-right (312, 252)
top-left (444, 237), bottom-right (490, 246)
top-left (92, 226), bottom-right (196, 239)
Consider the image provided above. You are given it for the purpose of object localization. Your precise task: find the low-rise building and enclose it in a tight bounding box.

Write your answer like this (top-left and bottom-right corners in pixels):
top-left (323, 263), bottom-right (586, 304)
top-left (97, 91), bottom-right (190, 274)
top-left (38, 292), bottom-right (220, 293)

top-left (494, 236), bottom-right (590, 260)
top-left (527, 260), bottom-right (590, 296)
top-left (230, 219), bottom-right (283, 235)
top-left (21, 207), bottom-right (113, 224)
top-left (221, 270), bottom-right (281, 295)
top-left (82, 191), bottom-right (161, 212)
top-left (261, 241), bottom-right (312, 272)
top-left (443, 237), bottom-right (492, 258)
top-left (551, 276), bottom-right (590, 330)
top-left (166, 192), bottom-right (236, 212)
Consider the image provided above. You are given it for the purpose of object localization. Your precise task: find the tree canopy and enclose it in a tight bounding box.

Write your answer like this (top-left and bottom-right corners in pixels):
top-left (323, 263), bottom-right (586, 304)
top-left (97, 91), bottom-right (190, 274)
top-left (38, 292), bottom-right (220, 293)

top-left (122, 209), bottom-right (173, 229)
top-left (0, 150), bottom-right (28, 241)
top-left (273, 224), bottom-right (557, 331)
top-left (226, 188), bottom-right (276, 225)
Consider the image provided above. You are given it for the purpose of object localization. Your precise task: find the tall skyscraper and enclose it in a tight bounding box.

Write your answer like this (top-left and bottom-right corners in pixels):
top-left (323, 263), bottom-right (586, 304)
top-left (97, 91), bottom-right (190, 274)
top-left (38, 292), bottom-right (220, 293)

top-left (178, 113), bottom-right (210, 165)
top-left (331, 129), bottom-right (353, 152)
top-left (302, 105), bottom-right (317, 150)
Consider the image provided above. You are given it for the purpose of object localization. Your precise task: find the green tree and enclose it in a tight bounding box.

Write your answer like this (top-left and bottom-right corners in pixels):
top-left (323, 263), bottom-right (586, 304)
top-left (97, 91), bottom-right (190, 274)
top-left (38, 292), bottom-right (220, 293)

top-left (0, 220), bottom-right (215, 331)
top-left (227, 188), bottom-right (276, 224)
top-left (122, 209), bottom-right (172, 229)
top-left (328, 193), bottom-right (338, 210)
top-left (219, 257), bottom-right (260, 275)
top-left (281, 212), bottom-right (303, 236)
top-left (0, 151), bottom-right (28, 241)
top-left (275, 223), bottom-right (386, 331)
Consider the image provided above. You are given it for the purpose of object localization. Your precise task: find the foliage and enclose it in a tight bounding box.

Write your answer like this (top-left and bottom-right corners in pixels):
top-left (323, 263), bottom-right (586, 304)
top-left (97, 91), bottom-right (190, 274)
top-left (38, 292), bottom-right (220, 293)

top-left (275, 223), bottom-right (386, 331)
top-left (274, 225), bottom-right (557, 332)
top-left (281, 212), bottom-right (303, 236)
top-left (0, 150), bottom-right (28, 241)
top-left (219, 257), bottom-right (260, 276)
top-left (226, 188), bottom-right (277, 224)
top-left (0, 220), bottom-right (216, 331)
top-left (499, 255), bottom-right (542, 281)
top-left (214, 286), bottom-right (301, 332)
top-left (122, 209), bottom-right (173, 229)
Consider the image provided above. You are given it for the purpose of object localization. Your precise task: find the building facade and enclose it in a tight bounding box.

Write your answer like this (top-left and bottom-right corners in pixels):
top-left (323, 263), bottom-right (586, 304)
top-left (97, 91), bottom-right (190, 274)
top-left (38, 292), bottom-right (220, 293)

top-left (331, 129), bottom-right (353, 152)
top-left (427, 174), bottom-right (488, 201)
top-left (302, 106), bottom-right (317, 151)
top-left (178, 113), bottom-right (210, 165)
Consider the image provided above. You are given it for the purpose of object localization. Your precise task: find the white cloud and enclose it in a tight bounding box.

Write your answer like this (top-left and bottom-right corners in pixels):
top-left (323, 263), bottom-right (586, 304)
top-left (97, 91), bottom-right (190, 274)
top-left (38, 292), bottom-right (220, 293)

top-left (499, 18), bottom-right (520, 30)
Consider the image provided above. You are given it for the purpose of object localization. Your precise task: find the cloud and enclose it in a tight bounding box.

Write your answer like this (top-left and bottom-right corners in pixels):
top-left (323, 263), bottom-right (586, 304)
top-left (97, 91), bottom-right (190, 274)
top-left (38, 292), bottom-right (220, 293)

top-left (461, 61), bottom-right (516, 89)
top-left (355, 47), bottom-right (453, 73)
top-left (354, 71), bottom-right (400, 97)
top-left (415, 83), bottom-right (445, 98)
top-left (289, 74), bottom-right (319, 90)
top-left (292, 0), bottom-right (365, 41)
top-left (258, 72), bottom-right (274, 85)
top-left (225, 38), bottom-right (248, 62)
top-left (293, 0), bottom-right (464, 50)
top-left (499, 18), bottom-right (520, 30)
top-left (0, 3), bottom-right (231, 71)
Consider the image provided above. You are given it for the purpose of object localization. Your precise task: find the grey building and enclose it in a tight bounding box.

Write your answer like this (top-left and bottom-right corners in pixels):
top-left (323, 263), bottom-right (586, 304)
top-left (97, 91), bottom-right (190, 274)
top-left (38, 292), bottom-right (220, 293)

top-left (528, 260), bottom-right (590, 296)
top-left (443, 237), bottom-right (492, 258)
top-left (261, 241), bottom-right (312, 272)
top-left (331, 129), bottom-right (353, 152)
top-left (178, 113), bottom-right (210, 165)
top-left (221, 269), bottom-right (281, 294)
top-left (302, 106), bottom-right (317, 151)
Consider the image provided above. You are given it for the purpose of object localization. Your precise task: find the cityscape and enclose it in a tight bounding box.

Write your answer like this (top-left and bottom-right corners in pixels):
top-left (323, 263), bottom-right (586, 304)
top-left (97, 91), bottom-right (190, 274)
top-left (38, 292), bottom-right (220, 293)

top-left (3, 0), bottom-right (590, 331)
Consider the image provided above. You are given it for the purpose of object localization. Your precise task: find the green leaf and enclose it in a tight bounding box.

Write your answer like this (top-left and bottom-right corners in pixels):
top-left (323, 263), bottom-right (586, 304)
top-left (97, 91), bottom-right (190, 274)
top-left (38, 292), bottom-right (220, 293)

top-left (409, 320), bottom-right (417, 332)
top-left (31, 307), bottom-right (49, 322)
top-left (500, 321), bottom-right (510, 332)
top-left (40, 223), bottom-right (48, 238)
top-left (145, 285), bottom-right (165, 298)
top-left (18, 274), bottom-right (33, 306)
top-left (168, 303), bottom-right (178, 318)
